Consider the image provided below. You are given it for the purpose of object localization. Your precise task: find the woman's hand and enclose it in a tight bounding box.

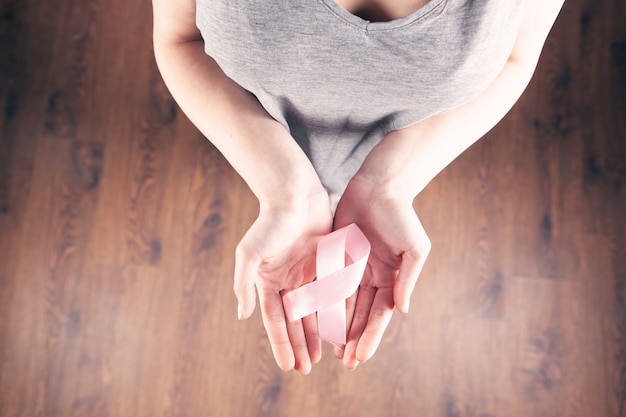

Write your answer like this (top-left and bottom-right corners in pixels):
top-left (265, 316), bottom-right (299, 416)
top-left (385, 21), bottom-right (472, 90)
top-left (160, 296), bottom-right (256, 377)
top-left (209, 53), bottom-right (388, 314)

top-left (332, 175), bottom-right (431, 369)
top-left (234, 188), bottom-right (333, 374)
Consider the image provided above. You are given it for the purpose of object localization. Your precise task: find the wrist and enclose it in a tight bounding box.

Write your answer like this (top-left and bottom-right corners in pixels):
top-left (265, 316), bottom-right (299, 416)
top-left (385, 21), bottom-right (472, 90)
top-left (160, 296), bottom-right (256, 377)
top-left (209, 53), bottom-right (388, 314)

top-left (233, 120), bottom-right (328, 212)
top-left (256, 176), bottom-right (329, 214)
top-left (354, 124), bottom-right (442, 199)
top-left (345, 172), bottom-right (415, 208)
top-left (352, 162), bottom-right (421, 208)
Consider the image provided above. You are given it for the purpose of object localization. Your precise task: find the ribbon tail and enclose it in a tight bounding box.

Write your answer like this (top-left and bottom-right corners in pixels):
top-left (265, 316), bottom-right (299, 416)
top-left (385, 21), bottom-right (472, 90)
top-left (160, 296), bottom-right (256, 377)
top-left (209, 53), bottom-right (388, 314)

top-left (318, 301), bottom-right (346, 344)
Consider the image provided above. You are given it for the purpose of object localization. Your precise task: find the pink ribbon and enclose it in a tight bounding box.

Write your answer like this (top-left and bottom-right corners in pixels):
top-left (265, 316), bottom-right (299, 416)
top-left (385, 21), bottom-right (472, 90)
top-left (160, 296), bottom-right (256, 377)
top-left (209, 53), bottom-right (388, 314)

top-left (282, 223), bottom-right (371, 345)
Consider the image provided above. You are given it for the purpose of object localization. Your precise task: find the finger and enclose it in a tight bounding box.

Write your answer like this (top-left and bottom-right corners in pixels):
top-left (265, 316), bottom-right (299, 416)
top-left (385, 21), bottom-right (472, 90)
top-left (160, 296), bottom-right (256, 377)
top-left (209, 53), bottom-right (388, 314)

top-left (233, 241), bottom-right (259, 320)
top-left (258, 289), bottom-right (295, 372)
top-left (355, 287), bottom-right (394, 362)
top-left (333, 343), bottom-right (344, 359)
top-left (302, 313), bottom-right (322, 364)
top-left (286, 318), bottom-right (312, 375)
top-left (343, 286), bottom-right (376, 369)
top-left (393, 222), bottom-right (431, 314)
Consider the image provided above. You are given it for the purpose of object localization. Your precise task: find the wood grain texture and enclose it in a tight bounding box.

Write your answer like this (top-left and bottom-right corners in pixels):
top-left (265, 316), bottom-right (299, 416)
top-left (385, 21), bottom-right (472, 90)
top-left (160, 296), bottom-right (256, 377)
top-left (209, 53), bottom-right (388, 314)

top-left (1, 0), bottom-right (624, 415)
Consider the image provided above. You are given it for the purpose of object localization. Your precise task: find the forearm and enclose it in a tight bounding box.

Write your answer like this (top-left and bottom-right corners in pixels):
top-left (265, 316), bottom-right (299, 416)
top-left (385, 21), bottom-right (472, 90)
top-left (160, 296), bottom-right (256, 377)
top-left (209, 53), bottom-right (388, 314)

top-left (356, 57), bottom-right (535, 200)
top-left (153, 38), bottom-right (325, 208)
top-left (355, 0), bottom-right (564, 201)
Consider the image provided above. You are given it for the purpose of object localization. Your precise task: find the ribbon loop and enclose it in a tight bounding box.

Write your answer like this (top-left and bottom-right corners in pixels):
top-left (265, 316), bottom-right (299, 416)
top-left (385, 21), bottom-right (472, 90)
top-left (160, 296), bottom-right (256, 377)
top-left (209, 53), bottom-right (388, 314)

top-left (282, 223), bottom-right (371, 344)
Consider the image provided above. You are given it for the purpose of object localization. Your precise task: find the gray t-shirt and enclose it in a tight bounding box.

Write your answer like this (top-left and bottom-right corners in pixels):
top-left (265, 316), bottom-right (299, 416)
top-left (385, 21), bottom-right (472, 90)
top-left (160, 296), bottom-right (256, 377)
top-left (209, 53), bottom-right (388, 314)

top-left (196, 0), bottom-right (529, 194)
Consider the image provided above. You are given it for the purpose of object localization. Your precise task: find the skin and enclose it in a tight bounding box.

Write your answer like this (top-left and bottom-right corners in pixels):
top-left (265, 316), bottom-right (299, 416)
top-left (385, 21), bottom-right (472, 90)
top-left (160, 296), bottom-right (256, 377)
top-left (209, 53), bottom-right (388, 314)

top-left (152, 0), bottom-right (565, 374)
top-left (334, 0), bottom-right (433, 22)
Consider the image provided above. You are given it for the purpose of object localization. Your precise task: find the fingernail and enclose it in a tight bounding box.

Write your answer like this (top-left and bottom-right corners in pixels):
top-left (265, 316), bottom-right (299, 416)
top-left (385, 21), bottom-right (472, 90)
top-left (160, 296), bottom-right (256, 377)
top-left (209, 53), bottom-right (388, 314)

top-left (238, 304), bottom-right (243, 320)
top-left (401, 299), bottom-right (410, 314)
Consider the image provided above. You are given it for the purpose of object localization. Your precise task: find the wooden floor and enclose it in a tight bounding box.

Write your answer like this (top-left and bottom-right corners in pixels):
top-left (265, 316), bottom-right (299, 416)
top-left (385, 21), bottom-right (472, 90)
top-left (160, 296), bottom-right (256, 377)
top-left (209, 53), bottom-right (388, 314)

top-left (1, 0), bottom-right (625, 416)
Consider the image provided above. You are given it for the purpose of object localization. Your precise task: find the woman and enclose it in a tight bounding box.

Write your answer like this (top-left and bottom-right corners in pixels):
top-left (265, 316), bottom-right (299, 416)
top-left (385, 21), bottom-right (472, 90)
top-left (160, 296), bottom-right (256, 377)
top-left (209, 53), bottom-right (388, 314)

top-left (152, 0), bottom-right (565, 374)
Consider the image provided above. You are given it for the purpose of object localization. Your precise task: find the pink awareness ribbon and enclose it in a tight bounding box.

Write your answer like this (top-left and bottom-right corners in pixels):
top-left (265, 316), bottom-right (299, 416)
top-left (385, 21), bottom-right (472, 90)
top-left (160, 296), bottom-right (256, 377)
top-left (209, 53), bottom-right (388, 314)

top-left (282, 223), bottom-right (371, 345)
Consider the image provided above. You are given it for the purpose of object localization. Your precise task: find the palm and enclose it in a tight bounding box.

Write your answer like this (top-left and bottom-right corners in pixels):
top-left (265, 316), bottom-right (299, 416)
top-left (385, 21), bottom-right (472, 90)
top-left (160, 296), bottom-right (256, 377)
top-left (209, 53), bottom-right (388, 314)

top-left (333, 177), bottom-right (431, 368)
top-left (251, 210), bottom-right (331, 291)
top-left (234, 191), bottom-right (333, 374)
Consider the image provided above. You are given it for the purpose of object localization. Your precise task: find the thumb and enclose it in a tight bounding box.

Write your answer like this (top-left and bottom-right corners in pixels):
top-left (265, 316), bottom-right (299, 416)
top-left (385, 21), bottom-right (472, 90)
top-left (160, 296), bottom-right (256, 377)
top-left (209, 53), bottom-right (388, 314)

top-left (233, 242), bottom-right (259, 320)
top-left (393, 225), bottom-right (431, 314)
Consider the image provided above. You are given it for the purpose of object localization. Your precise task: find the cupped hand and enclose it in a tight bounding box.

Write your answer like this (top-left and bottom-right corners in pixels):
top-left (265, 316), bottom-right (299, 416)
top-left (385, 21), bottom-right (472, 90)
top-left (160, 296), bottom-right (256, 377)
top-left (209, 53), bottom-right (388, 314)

top-left (233, 189), bottom-right (333, 374)
top-left (333, 175), bottom-right (431, 369)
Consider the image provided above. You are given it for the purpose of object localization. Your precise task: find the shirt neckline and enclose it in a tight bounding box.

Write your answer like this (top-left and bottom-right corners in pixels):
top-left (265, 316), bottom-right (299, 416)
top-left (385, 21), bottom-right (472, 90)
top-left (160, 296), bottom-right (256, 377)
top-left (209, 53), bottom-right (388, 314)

top-left (319, 0), bottom-right (446, 32)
